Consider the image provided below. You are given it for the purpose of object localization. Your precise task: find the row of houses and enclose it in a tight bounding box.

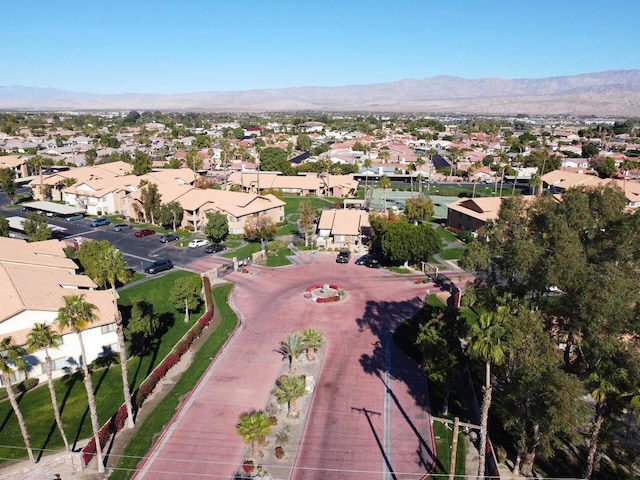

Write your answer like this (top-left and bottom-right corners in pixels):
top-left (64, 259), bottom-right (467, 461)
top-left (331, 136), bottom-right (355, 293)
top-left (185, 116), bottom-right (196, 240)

top-left (0, 238), bottom-right (118, 385)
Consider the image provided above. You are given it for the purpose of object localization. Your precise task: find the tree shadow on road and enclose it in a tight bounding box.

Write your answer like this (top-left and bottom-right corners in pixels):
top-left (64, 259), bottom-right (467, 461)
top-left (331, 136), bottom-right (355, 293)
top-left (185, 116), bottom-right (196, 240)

top-left (356, 296), bottom-right (441, 474)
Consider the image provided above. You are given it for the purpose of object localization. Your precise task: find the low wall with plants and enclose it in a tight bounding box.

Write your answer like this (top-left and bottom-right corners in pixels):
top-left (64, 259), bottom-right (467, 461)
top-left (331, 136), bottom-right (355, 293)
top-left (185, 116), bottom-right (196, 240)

top-left (81, 275), bottom-right (214, 469)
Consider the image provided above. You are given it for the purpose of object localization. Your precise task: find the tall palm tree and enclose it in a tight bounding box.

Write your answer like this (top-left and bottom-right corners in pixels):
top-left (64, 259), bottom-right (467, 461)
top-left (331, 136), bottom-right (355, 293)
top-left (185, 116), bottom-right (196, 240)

top-left (379, 174), bottom-right (391, 213)
top-left (277, 333), bottom-right (306, 372)
top-left (26, 324), bottom-right (70, 452)
top-left (467, 309), bottom-right (508, 479)
top-left (272, 375), bottom-right (306, 418)
top-left (56, 295), bottom-right (105, 473)
top-left (300, 327), bottom-right (325, 361)
top-left (85, 244), bottom-right (135, 429)
top-left (236, 410), bottom-right (272, 457)
top-left (0, 337), bottom-right (34, 463)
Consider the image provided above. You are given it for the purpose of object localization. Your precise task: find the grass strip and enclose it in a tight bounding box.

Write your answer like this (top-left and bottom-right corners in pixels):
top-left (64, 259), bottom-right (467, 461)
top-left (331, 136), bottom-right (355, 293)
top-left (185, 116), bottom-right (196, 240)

top-left (108, 284), bottom-right (238, 480)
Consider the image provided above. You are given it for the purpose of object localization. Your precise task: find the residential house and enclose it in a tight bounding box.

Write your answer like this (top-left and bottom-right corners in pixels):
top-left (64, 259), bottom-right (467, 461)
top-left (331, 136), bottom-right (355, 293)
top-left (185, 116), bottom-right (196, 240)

top-left (446, 197), bottom-right (504, 237)
top-left (0, 155), bottom-right (29, 179)
top-left (0, 238), bottom-right (118, 385)
top-left (317, 209), bottom-right (370, 249)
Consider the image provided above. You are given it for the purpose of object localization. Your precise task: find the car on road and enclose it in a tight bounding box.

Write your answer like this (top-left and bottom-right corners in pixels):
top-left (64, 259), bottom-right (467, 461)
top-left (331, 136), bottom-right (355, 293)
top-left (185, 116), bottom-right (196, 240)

top-left (144, 258), bottom-right (173, 274)
top-left (188, 238), bottom-right (208, 248)
top-left (363, 257), bottom-right (381, 268)
top-left (65, 214), bottom-right (84, 222)
top-left (355, 253), bottom-right (374, 265)
top-left (113, 223), bottom-right (131, 232)
top-left (336, 250), bottom-right (351, 263)
top-left (159, 233), bottom-right (179, 243)
top-left (205, 243), bottom-right (226, 254)
top-left (135, 229), bottom-right (155, 237)
top-left (90, 216), bottom-right (110, 227)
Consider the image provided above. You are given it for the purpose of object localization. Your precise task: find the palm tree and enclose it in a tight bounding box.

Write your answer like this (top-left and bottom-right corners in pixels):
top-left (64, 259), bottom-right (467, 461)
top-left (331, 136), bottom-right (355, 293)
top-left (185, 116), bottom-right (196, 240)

top-left (236, 410), bottom-right (272, 457)
top-left (300, 327), bottom-right (325, 361)
top-left (278, 333), bottom-right (306, 371)
top-left (467, 309), bottom-right (508, 479)
top-left (272, 375), bottom-right (306, 418)
top-left (0, 337), bottom-right (34, 463)
top-left (56, 295), bottom-right (105, 473)
top-left (584, 371), bottom-right (616, 480)
top-left (530, 173), bottom-right (542, 196)
top-left (85, 244), bottom-right (135, 429)
top-left (379, 174), bottom-right (391, 212)
top-left (26, 324), bottom-right (70, 452)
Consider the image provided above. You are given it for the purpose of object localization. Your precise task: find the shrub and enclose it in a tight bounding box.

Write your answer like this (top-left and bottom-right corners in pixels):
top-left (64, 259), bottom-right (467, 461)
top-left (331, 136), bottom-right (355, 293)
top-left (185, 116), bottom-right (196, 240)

top-left (0, 378), bottom-right (39, 401)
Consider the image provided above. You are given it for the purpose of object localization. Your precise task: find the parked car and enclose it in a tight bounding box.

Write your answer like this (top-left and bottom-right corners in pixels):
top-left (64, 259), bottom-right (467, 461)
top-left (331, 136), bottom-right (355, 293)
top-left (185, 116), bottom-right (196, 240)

top-left (205, 243), bottom-right (226, 254)
top-left (144, 258), bottom-right (173, 274)
top-left (355, 253), bottom-right (374, 265)
top-left (113, 223), bottom-right (131, 232)
top-left (363, 258), bottom-right (381, 269)
top-left (336, 250), bottom-right (351, 263)
top-left (159, 233), bottom-right (179, 243)
top-left (188, 238), bottom-right (208, 248)
top-left (135, 229), bottom-right (155, 237)
top-left (90, 216), bottom-right (110, 227)
top-left (65, 214), bottom-right (84, 222)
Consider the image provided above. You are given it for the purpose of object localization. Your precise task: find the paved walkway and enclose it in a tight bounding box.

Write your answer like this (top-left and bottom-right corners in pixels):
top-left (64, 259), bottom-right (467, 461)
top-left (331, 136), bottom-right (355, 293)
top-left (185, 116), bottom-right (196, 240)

top-left (132, 255), bottom-right (436, 480)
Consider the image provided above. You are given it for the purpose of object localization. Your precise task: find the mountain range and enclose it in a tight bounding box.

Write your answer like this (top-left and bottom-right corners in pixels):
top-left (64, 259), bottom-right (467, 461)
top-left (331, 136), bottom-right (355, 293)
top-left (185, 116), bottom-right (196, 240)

top-left (1, 70), bottom-right (639, 116)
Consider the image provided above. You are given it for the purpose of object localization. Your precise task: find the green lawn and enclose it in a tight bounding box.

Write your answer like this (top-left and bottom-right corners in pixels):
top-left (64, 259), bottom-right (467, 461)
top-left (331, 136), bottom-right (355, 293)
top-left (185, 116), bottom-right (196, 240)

top-left (283, 196), bottom-right (339, 216)
top-left (276, 221), bottom-right (299, 236)
top-left (0, 270), bottom-right (205, 464)
top-left (432, 421), bottom-right (467, 478)
top-left (439, 247), bottom-right (466, 261)
top-left (221, 241), bottom-right (262, 260)
top-left (266, 248), bottom-right (293, 267)
top-left (109, 284), bottom-right (238, 480)
top-left (436, 226), bottom-right (459, 243)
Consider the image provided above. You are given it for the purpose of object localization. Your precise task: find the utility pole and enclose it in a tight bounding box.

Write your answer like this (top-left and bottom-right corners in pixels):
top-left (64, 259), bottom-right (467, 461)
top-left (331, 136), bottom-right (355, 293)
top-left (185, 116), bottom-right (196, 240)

top-left (448, 417), bottom-right (460, 480)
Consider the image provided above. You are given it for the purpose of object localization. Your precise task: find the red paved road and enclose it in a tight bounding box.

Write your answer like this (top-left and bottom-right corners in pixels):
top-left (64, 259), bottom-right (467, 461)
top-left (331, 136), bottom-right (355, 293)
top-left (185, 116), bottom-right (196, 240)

top-left (133, 254), bottom-right (436, 480)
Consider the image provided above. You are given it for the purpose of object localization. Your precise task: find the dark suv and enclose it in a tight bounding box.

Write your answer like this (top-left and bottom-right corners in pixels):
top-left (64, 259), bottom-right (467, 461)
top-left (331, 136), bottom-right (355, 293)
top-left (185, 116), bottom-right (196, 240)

top-left (336, 250), bottom-right (351, 263)
top-left (144, 258), bottom-right (173, 274)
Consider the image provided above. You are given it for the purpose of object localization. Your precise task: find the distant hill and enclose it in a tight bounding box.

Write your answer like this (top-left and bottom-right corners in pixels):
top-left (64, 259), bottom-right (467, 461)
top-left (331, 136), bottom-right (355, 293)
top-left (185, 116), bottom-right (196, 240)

top-left (1, 70), bottom-right (640, 116)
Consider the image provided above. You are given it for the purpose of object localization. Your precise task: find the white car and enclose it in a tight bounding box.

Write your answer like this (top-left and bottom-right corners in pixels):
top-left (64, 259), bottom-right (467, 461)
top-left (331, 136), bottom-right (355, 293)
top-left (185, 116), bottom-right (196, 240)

top-left (188, 238), bottom-right (208, 248)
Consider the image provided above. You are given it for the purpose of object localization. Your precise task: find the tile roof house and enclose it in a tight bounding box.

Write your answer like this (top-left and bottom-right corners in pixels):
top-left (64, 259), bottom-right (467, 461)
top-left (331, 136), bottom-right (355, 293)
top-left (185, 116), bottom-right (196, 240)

top-left (0, 238), bottom-right (118, 385)
top-left (317, 209), bottom-right (370, 249)
top-left (227, 172), bottom-right (359, 197)
top-left (446, 197), bottom-right (505, 237)
top-left (0, 154), bottom-right (29, 179)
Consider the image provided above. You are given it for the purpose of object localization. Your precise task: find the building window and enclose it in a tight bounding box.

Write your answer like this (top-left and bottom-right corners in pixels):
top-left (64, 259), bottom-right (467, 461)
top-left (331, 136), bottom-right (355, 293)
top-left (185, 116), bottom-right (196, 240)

top-left (52, 357), bottom-right (73, 371)
top-left (101, 323), bottom-right (116, 334)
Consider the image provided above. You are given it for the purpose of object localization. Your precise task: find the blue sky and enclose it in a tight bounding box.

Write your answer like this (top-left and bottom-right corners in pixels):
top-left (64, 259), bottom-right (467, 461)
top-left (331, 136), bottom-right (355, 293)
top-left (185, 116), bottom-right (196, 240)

top-left (2, 0), bottom-right (638, 95)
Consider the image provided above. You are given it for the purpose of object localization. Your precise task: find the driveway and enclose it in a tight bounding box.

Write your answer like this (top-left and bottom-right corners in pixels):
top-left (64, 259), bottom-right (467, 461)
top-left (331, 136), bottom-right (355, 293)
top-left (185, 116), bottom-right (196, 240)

top-left (133, 254), bottom-right (436, 479)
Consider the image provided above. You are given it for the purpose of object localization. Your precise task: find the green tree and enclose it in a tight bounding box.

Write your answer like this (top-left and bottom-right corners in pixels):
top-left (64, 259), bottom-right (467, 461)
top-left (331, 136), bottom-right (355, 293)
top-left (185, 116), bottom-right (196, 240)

top-left (243, 215), bottom-right (277, 245)
top-left (272, 375), bottom-right (306, 418)
top-left (582, 143), bottom-right (599, 158)
top-left (0, 213), bottom-right (9, 237)
top-left (0, 337), bottom-right (34, 463)
top-left (26, 323), bottom-right (70, 452)
top-left (140, 181), bottom-right (162, 224)
top-left (56, 295), bottom-right (105, 472)
top-left (85, 149), bottom-right (97, 166)
top-left (27, 154), bottom-right (52, 200)
top-left (415, 310), bottom-right (463, 415)
top-left (158, 201), bottom-right (184, 231)
top-left (297, 200), bottom-right (316, 247)
top-left (186, 148), bottom-right (203, 173)
top-left (204, 211), bottom-right (229, 243)
top-left (169, 276), bottom-right (202, 322)
top-left (467, 308), bottom-right (509, 479)
top-left (236, 410), bottom-right (272, 458)
top-left (296, 133), bottom-right (312, 152)
top-left (379, 174), bottom-right (391, 212)
top-left (23, 212), bottom-right (52, 241)
top-left (131, 150), bottom-right (151, 175)
top-left (592, 156), bottom-right (616, 179)
top-left (125, 298), bottom-right (158, 356)
top-left (278, 333), bottom-right (306, 371)
top-left (300, 327), bottom-right (325, 361)
top-left (77, 241), bottom-right (134, 428)
top-left (403, 195), bottom-right (434, 224)
top-left (0, 167), bottom-right (16, 204)
top-left (259, 147), bottom-right (291, 174)
top-left (381, 220), bottom-right (441, 266)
